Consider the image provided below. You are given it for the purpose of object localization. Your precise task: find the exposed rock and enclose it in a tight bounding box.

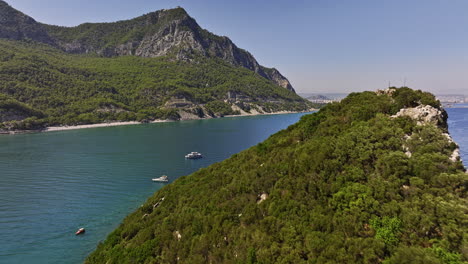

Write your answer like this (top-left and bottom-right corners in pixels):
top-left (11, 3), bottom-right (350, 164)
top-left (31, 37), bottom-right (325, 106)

top-left (261, 67), bottom-right (295, 92)
top-left (450, 148), bottom-right (461, 162)
top-left (404, 150), bottom-right (412, 158)
top-left (376, 88), bottom-right (397, 96)
top-left (177, 109), bottom-right (206, 120)
top-left (392, 105), bottom-right (448, 130)
top-left (257, 193), bottom-right (269, 204)
top-left (174, 230), bottom-right (182, 241)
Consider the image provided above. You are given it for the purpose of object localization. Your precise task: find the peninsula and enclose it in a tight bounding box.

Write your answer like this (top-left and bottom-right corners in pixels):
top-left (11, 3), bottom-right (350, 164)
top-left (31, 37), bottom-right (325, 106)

top-left (87, 87), bottom-right (467, 263)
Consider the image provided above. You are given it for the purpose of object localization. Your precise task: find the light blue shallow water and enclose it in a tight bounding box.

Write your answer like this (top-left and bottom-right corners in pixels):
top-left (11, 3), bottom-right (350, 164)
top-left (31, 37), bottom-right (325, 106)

top-left (0, 113), bottom-right (310, 264)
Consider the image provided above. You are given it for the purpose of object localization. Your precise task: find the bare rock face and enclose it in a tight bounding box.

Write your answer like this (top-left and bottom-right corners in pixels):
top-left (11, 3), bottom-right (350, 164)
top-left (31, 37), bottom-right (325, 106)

top-left (261, 67), bottom-right (295, 92)
top-left (257, 193), bottom-right (269, 204)
top-left (375, 88), bottom-right (397, 96)
top-left (392, 105), bottom-right (448, 130)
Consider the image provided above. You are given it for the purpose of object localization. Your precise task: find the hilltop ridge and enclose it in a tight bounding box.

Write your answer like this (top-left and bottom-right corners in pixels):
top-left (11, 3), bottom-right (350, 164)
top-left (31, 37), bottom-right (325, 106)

top-left (86, 87), bottom-right (467, 263)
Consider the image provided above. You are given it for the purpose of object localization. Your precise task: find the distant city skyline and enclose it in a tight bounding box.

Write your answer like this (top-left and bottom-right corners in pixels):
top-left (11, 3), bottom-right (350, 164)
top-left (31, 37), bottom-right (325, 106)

top-left (6, 0), bottom-right (468, 94)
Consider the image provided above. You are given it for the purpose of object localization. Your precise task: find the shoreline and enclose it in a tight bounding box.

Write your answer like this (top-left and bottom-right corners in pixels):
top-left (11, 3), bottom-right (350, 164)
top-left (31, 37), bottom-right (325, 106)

top-left (2, 109), bottom-right (317, 135)
top-left (44, 120), bottom-right (170, 132)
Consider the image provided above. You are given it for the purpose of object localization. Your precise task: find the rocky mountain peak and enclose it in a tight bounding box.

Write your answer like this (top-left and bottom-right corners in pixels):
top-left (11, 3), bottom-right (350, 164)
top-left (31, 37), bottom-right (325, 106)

top-left (0, 2), bottom-right (295, 92)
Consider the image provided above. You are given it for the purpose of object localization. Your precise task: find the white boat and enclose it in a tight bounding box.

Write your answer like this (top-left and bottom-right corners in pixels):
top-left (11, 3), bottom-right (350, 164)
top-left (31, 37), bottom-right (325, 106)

top-left (152, 175), bottom-right (169, 182)
top-left (185, 152), bottom-right (203, 159)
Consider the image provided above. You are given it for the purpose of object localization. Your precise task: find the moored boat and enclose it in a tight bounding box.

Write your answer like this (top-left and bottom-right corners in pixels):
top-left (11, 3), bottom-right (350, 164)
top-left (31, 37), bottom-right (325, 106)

top-left (75, 228), bottom-right (85, 235)
top-left (152, 175), bottom-right (169, 182)
top-left (185, 152), bottom-right (203, 159)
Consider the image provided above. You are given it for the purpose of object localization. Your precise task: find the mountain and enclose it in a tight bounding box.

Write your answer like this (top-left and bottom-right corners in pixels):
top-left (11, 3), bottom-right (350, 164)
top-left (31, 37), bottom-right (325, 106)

top-left (0, 1), bottom-right (314, 131)
top-left (86, 88), bottom-right (467, 263)
top-left (0, 1), bottom-right (294, 91)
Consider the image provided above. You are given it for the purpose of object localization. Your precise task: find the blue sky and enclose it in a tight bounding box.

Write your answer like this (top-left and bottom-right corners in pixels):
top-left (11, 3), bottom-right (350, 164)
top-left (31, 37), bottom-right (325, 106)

top-left (6, 0), bottom-right (468, 94)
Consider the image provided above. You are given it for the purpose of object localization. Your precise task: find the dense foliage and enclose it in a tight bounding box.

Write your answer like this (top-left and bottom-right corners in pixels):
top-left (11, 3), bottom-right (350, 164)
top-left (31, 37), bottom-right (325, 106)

top-left (87, 89), bottom-right (467, 263)
top-left (44, 8), bottom-right (191, 51)
top-left (0, 39), bottom-right (313, 130)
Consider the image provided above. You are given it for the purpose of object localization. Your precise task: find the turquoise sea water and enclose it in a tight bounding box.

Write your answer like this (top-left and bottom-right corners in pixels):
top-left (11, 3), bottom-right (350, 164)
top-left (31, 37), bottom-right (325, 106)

top-left (0, 109), bottom-right (466, 264)
top-left (0, 113), bottom-right (310, 264)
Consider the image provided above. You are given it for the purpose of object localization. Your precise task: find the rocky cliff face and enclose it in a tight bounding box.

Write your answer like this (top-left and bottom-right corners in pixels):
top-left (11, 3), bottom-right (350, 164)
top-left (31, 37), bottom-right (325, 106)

top-left (0, 1), bottom-right (295, 91)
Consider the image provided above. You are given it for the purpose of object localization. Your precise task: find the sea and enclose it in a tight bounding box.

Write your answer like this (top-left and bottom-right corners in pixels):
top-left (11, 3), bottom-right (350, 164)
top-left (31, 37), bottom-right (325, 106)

top-left (0, 112), bottom-right (311, 264)
top-left (0, 108), bottom-right (466, 264)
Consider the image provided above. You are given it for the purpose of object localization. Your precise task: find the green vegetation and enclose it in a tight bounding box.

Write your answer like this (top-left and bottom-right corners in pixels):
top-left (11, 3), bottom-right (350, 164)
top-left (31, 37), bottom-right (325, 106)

top-left (86, 88), bottom-right (467, 263)
top-left (205, 101), bottom-right (240, 117)
top-left (0, 39), bottom-right (313, 130)
top-left (44, 8), bottom-right (190, 51)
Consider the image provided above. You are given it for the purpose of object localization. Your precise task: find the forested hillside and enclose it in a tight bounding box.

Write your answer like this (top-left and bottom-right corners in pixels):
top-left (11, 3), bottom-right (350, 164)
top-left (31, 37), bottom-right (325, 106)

top-left (0, 40), bottom-right (313, 131)
top-left (86, 88), bottom-right (467, 263)
top-left (0, 1), bottom-right (314, 131)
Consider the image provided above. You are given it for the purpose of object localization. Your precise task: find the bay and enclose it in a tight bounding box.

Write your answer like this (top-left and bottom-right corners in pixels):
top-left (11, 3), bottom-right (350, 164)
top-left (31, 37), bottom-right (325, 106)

top-left (0, 112), bottom-right (310, 264)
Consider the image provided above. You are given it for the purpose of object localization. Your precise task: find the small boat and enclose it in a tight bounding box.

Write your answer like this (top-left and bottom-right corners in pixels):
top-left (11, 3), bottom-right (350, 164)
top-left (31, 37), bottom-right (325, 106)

top-left (152, 175), bottom-right (169, 182)
top-left (185, 152), bottom-right (203, 159)
top-left (75, 228), bottom-right (85, 235)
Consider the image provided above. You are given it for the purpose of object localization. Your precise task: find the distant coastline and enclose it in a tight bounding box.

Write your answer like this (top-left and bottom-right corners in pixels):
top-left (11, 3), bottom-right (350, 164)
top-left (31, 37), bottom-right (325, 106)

top-left (2, 109), bottom-right (317, 135)
top-left (443, 103), bottom-right (468, 108)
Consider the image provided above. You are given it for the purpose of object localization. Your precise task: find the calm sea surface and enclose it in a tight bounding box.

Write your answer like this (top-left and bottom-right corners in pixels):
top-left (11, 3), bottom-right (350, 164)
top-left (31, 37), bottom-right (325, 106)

top-left (0, 109), bottom-right (466, 264)
top-left (447, 106), bottom-right (468, 165)
top-left (0, 113), bottom-right (310, 264)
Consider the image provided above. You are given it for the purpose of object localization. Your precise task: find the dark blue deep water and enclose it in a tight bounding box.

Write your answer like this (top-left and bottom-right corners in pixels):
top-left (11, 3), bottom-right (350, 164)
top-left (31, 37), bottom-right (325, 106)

top-left (0, 113), bottom-right (310, 264)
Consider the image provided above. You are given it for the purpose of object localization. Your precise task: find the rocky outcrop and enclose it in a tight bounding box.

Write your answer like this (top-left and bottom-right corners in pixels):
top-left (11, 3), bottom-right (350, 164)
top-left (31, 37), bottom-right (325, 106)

top-left (443, 133), bottom-right (462, 162)
top-left (391, 102), bottom-right (460, 163)
top-left (391, 104), bottom-right (448, 130)
top-left (261, 67), bottom-right (295, 92)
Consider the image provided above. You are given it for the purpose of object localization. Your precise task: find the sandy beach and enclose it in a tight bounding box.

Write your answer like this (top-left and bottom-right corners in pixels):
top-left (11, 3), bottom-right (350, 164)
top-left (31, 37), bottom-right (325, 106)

top-left (44, 120), bottom-right (170, 132)
top-left (5, 109), bottom-right (317, 134)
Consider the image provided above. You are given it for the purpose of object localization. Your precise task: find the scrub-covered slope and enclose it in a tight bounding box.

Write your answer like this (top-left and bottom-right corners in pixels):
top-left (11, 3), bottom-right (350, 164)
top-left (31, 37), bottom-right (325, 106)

top-left (87, 88), bottom-right (467, 263)
top-left (0, 40), bottom-right (311, 131)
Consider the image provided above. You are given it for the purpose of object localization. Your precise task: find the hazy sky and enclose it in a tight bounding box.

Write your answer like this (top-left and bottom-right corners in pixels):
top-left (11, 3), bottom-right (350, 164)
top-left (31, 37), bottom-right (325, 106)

top-left (6, 0), bottom-right (468, 94)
